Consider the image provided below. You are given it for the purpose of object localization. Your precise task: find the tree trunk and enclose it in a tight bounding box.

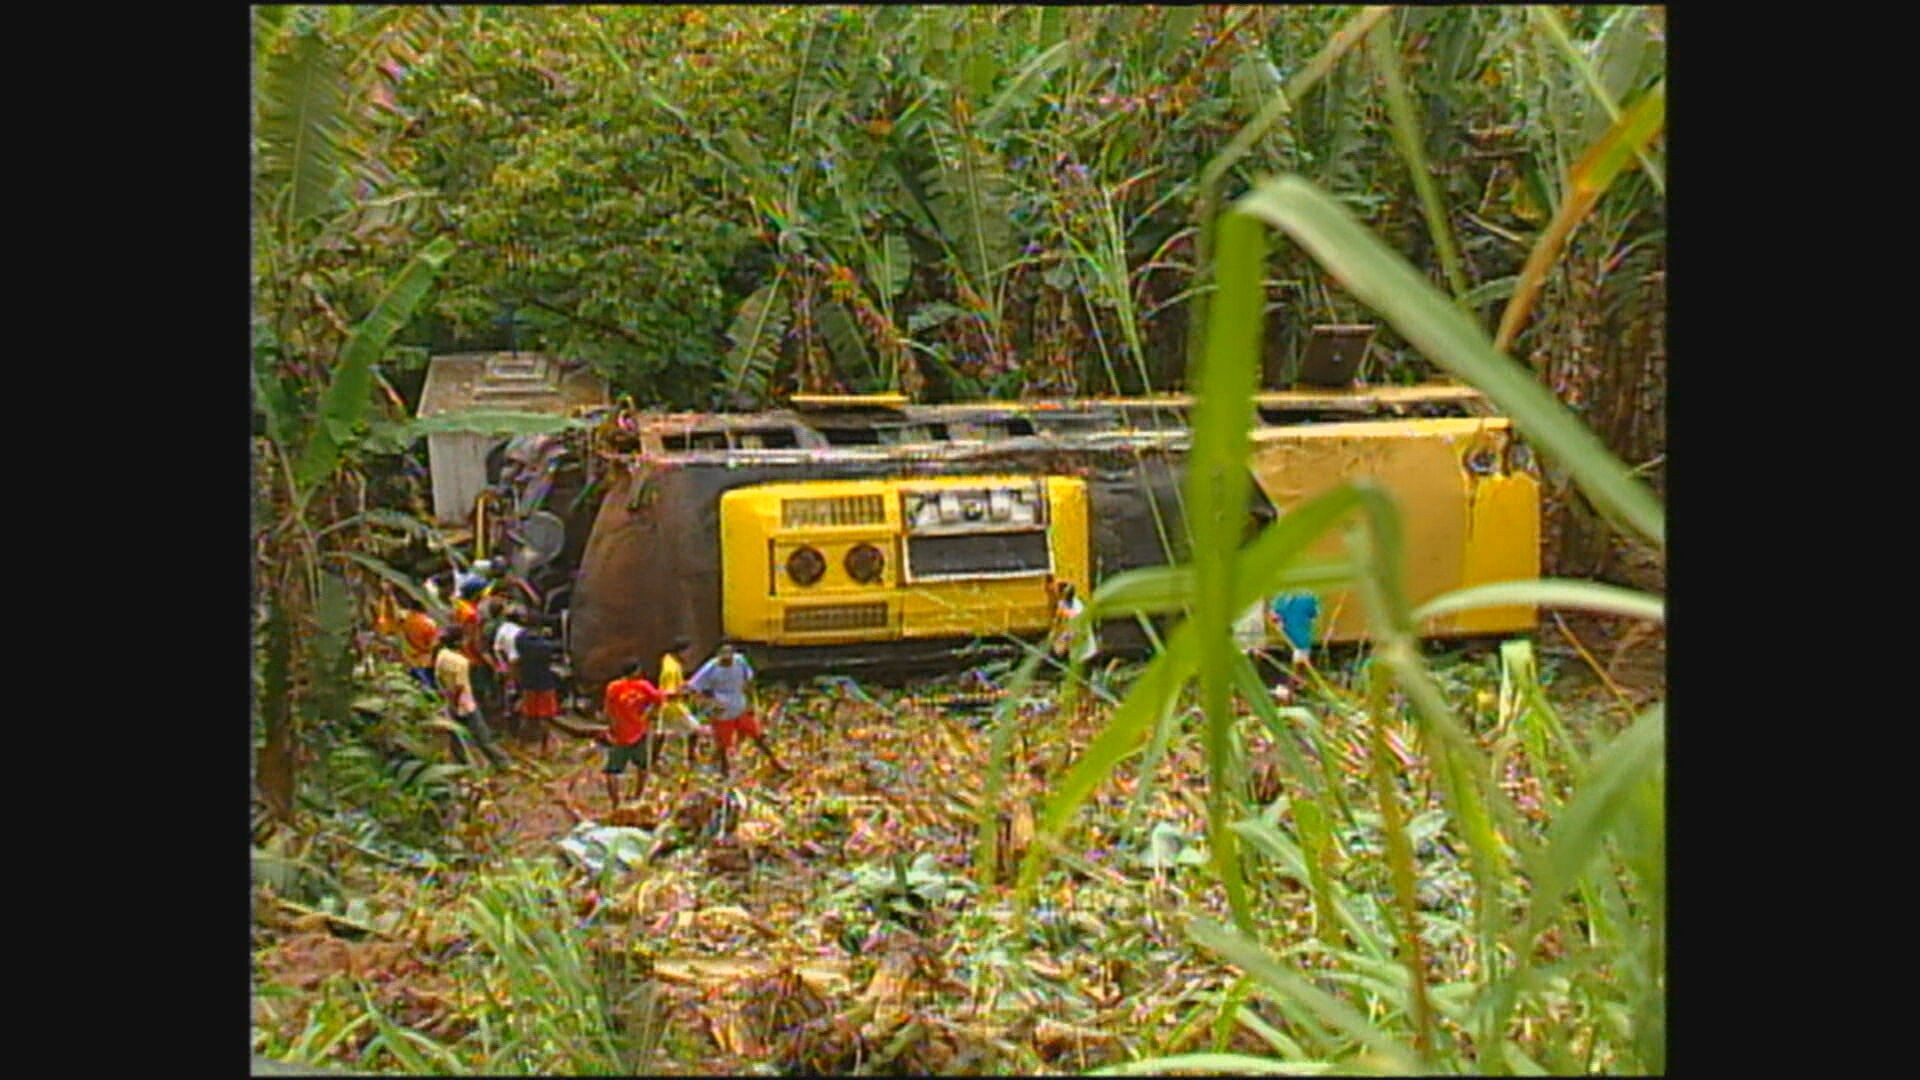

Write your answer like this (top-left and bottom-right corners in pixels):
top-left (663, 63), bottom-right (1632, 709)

top-left (258, 589), bottom-right (297, 821)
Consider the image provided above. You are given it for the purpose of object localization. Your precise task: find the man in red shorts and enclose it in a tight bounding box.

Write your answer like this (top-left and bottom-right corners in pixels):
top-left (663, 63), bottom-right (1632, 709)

top-left (514, 625), bottom-right (563, 755)
top-left (687, 643), bottom-right (787, 779)
top-left (600, 659), bottom-right (666, 808)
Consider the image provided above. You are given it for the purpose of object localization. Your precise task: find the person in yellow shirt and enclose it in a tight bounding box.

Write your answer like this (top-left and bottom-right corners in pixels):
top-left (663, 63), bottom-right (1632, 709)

top-left (653, 637), bottom-right (704, 771)
top-left (432, 627), bottom-right (505, 767)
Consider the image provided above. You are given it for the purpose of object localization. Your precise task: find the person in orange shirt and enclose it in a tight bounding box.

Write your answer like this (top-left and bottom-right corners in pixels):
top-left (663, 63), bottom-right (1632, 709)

top-left (600, 660), bottom-right (667, 808)
top-left (376, 593), bottom-right (442, 691)
top-left (399, 607), bottom-right (440, 691)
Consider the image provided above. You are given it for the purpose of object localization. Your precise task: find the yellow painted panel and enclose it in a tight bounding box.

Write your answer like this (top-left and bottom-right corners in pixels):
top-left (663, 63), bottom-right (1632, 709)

top-left (899, 579), bottom-right (1053, 638)
top-left (1451, 472), bottom-right (1541, 634)
top-left (720, 488), bottom-right (778, 641)
top-left (1248, 419), bottom-right (1533, 642)
top-left (790, 392), bottom-right (911, 408)
top-left (1047, 476), bottom-right (1091, 602)
top-left (896, 476), bottom-right (1086, 639)
top-left (724, 475), bottom-right (1090, 646)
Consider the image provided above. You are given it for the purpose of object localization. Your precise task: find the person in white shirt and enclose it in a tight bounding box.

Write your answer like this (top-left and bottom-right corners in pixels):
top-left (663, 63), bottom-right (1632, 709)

top-left (489, 608), bottom-right (529, 734)
top-left (1049, 580), bottom-right (1096, 663)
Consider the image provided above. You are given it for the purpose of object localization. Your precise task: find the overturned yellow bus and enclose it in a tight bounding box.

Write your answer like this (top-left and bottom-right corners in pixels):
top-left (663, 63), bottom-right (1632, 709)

top-left (561, 381), bottom-right (1538, 688)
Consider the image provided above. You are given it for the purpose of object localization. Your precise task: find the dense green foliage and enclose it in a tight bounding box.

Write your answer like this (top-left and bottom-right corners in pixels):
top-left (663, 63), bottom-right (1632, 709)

top-left (253, 5), bottom-right (1665, 409)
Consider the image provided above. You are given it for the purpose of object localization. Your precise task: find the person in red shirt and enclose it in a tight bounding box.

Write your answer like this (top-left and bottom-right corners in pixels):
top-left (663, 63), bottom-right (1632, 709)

top-left (600, 660), bottom-right (667, 808)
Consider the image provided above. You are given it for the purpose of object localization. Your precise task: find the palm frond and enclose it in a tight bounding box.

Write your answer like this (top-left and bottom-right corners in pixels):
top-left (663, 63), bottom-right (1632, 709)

top-left (919, 108), bottom-right (1016, 298)
top-left (255, 25), bottom-right (349, 225)
top-left (817, 300), bottom-right (876, 384)
top-left (723, 277), bottom-right (791, 402)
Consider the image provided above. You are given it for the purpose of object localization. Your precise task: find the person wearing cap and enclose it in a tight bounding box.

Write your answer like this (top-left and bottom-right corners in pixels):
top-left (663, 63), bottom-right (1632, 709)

top-left (454, 559), bottom-right (496, 601)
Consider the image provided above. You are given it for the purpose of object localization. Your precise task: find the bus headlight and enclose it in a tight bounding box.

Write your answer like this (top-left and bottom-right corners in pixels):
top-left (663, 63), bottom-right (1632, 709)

top-left (845, 543), bottom-right (886, 584)
top-left (786, 546), bottom-right (827, 586)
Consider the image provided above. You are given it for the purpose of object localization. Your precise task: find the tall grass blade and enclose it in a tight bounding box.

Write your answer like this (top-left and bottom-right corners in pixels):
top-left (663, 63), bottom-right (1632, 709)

top-left (359, 987), bottom-right (467, 1074)
top-left (1050, 482), bottom-right (1375, 917)
top-left (1461, 274), bottom-right (1519, 310)
top-left (1529, 7), bottom-right (1664, 195)
top-left (1228, 650), bottom-right (1333, 811)
top-left (1413, 579), bottom-right (1663, 624)
top-left (1522, 702), bottom-right (1664, 946)
top-left (1188, 919), bottom-right (1423, 1072)
top-left (1092, 1053), bottom-right (1334, 1076)
top-left (1363, 662), bottom-right (1436, 1058)
top-left (1494, 80), bottom-right (1665, 356)
top-left (1120, 691), bottom-right (1184, 833)
top-left (1184, 207), bottom-right (1273, 934)
top-left (1232, 180), bottom-right (1664, 546)
top-left (1231, 817), bottom-right (1386, 961)
top-left (1368, 21), bottom-right (1470, 302)
top-left (974, 642), bottom-right (1049, 888)
top-left (1482, 703), bottom-right (1665, 1069)
top-left (1015, 625), bottom-right (1195, 914)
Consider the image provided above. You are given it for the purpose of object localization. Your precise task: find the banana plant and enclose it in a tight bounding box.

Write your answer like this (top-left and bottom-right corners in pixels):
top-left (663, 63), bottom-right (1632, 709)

top-left (253, 8), bottom-right (467, 821)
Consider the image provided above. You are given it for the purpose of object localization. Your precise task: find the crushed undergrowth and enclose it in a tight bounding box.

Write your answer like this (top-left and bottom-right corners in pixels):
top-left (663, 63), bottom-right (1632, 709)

top-left (253, 634), bottom-right (1662, 1076)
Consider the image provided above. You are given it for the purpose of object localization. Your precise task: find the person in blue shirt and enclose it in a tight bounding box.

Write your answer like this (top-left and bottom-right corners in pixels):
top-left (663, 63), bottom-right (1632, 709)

top-left (1270, 591), bottom-right (1320, 660)
top-left (688, 643), bottom-right (787, 779)
top-left (1267, 591), bottom-right (1321, 695)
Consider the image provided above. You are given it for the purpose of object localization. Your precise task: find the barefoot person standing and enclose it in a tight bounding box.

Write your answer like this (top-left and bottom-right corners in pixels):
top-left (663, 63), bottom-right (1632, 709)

top-left (687, 643), bottom-right (786, 779)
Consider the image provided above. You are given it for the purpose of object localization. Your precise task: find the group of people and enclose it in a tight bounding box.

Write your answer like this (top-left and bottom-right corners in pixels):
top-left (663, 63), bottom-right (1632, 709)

top-left (596, 639), bottom-right (786, 808)
top-left (387, 562), bottom-right (789, 809)
top-left (385, 561), bottom-right (566, 768)
top-left (388, 561), bottom-right (1319, 811)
